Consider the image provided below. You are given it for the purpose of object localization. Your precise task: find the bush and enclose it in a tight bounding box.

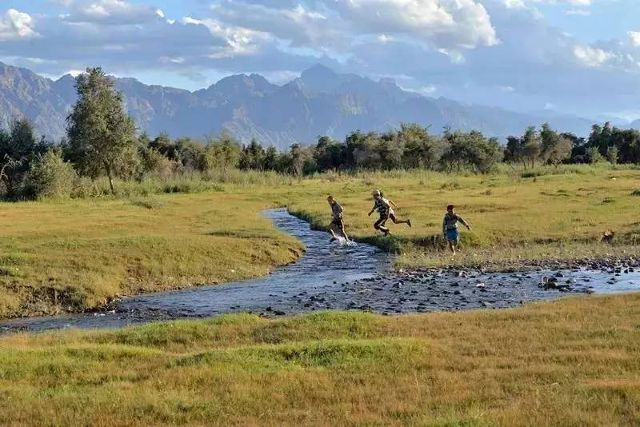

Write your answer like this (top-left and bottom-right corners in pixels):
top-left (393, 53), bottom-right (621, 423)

top-left (24, 150), bottom-right (77, 199)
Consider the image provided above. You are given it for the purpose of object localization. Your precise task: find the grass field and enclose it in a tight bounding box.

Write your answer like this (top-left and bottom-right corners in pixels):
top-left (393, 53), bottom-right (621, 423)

top-left (1, 294), bottom-right (639, 425)
top-left (0, 192), bottom-right (303, 318)
top-left (1, 164), bottom-right (639, 318)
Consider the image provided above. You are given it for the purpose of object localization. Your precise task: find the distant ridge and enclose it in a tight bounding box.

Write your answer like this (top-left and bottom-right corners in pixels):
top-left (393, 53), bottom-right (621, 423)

top-left (0, 61), bottom-right (595, 148)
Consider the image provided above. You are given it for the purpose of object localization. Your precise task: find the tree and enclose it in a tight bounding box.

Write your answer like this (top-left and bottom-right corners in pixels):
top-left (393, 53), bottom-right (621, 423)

top-left (606, 146), bottom-right (619, 165)
top-left (397, 123), bottom-right (442, 169)
top-left (314, 136), bottom-right (345, 171)
top-left (0, 118), bottom-right (45, 197)
top-left (289, 143), bottom-right (306, 177)
top-left (540, 123), bottom-right (572, 166)
top-left (24, 149), bottom-right (77, 199)
top-left (66, 67), bottom-right (137, 193)
top-left (522, 126), bottom-right (541, 168)
top-left (205, 133), bottom-right (242, 172)
top-left (441, 130), bottom-right (503, 173)
top-left (561, 132), bottom-right (587, 163)
top-left (504, 135), bottom-right (525, 166)
top-left (587, 146), bottom-right (604, 164)
top-left (263, 146), bottom-right (279, 171)
top-left (239, 139), bottom-right (266, 170)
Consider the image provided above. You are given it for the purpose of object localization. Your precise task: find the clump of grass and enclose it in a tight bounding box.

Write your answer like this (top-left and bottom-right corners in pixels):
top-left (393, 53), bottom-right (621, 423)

top-left (631, 189), bottom-right (640, 196)
top-left (440, 181), bottom-right (461, 190)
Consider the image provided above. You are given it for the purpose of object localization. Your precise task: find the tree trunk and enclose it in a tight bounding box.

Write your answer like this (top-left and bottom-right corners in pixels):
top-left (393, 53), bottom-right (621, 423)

top-left (105, 163), bottom-right (115, 194)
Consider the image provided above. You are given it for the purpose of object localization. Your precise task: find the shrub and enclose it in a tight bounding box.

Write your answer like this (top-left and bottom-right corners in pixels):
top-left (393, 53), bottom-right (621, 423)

top-left (24, 150), bottom-right (77, 199)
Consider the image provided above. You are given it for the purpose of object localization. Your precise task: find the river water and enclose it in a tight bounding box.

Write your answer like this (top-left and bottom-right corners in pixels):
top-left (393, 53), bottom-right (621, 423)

top-left (1, 209), bottom-right (639, 333)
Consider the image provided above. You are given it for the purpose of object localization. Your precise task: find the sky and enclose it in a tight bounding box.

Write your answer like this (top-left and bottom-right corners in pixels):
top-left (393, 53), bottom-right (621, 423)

top-left (1, 0), bottom-right (640, 120)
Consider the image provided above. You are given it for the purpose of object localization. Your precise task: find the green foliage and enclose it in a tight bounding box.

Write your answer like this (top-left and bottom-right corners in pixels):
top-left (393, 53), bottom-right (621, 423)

top-left (0, 118), bottom-right (47, 198)
top-left (440, 130), bottom-right (503, 173)
top-left (66, 67), bottom-right (137, 193)
top-left (587, 122), bottom-right (640, 164)
top-left (24, 150), bottom-right (77, 199)
top-left (606, 145), bottom-right (619, 165)
top-left (205, 132), bottom-right (242, 171)
top-left (587, 146), bottom-right (604, 164)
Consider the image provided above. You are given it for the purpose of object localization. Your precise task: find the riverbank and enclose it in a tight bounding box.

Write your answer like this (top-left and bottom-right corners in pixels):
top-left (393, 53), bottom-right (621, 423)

top-left (1, 294), bottom-right (639, 425)
top-left (0, 193), bottom-right (303, 319)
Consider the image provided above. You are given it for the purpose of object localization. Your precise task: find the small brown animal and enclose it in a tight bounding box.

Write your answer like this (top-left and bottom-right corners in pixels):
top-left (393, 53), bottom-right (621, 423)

top-left (601, 230), bottom-right (615, 244)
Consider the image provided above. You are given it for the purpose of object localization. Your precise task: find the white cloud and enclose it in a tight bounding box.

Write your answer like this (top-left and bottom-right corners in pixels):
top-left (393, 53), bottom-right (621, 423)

top-left (629, 31), bottom-right (640, 47)
top-left (573, 45), bottom-right (614, 67)
top-left (334, 0), bottom-right (499, 49)
top-left (0, 9), bottom-right (38, 41)
top-left (183, 17), bottom-right (270, 58)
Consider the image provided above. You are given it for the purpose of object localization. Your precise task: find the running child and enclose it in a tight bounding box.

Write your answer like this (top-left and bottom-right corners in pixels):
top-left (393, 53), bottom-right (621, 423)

top-left (368, 190), bottom-right (411, 236)
top-left (327, 195), bottom-right (349, 242)
top-left (443, 204), bottom-right (471, 255)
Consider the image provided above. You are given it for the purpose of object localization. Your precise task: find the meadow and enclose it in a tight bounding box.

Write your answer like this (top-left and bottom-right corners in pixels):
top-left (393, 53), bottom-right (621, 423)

top-left (1, 294), bottom-right (639, 425)
top-left (1, 164), bottom-right (639, 319)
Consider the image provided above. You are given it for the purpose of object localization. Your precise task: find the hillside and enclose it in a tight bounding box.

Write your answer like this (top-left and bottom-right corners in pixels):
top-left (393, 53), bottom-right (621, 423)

top-left (0, 62), bottom-right (594, 148)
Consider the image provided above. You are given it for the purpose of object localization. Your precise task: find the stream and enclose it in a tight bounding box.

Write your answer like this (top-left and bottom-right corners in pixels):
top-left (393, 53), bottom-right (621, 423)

top-left (1, 208), bottom-right (639, 333)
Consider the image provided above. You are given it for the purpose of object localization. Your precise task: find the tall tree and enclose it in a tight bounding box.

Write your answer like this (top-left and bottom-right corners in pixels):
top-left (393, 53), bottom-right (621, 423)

top-left (522, 126), bottom-right (541, 168)
top-left (0, 118), bottom-right (43, 197)
top-left (66, 67), bottom-right (137, 193)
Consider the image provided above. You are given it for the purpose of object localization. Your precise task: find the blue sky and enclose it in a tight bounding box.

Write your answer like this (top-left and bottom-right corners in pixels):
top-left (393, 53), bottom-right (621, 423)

top-left (1, 0), bottom-right (640, 120)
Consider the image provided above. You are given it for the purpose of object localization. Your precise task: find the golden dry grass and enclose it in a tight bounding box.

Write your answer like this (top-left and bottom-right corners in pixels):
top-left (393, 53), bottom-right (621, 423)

top-left (1, 294), bottom-right (639, 426)
top-left (0, 192), bottom-right (302, 318)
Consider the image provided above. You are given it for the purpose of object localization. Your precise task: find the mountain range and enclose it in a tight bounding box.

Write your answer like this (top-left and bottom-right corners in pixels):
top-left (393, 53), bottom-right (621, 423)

top-left (0, 61), bottom-right (601, 148)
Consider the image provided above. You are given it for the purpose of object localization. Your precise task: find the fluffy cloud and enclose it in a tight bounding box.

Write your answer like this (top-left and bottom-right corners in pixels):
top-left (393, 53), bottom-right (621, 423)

top-left (213, 0), bottom-right (498, 51)
top-left (331, 0), bottom-right (499, 49)
top-left (0, 9), bottom-right (38, 41)
top-left (629, 31), bottom-right (640, 47)
top-left (573, 45), bottom-right (614, 67)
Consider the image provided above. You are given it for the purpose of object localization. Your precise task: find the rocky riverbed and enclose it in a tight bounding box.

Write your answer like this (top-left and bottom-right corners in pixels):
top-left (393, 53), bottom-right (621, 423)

top-left (264, 260), bottom-right (639, 317)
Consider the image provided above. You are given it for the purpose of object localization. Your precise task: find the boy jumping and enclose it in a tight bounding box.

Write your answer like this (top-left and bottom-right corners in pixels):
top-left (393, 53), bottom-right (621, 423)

top-left (443, 204), bottom-right (471, 255)
top-left (368, 190), bottom-right (411, 236)
top-left (327, 195), bottom-right (349, 242)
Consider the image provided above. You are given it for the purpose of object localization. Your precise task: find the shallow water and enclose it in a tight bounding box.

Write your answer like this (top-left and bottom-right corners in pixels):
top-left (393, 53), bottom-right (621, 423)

top-left (1, 209), bottom-right (639, 333)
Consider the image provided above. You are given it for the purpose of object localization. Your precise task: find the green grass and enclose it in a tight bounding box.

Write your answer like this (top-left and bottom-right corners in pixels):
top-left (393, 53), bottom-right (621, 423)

top-left (1, 295), bottom-right (639, 425)
top-left (1, 164), bottom-right (639, 318)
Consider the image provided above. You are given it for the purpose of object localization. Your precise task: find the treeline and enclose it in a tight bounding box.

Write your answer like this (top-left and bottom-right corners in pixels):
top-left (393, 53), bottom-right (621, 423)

top-left (1, 66), bottom-right (639, 200)
top-left (504, 123), bottom-right (640, 168)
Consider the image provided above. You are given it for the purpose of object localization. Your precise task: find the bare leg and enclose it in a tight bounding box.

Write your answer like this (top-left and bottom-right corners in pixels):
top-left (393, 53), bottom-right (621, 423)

top-left (339, 224), bottom-right (349, 240)
top-left (390, 213), bottom-right (411, 227)
top-left (374, 217), bottom-right (390, 235)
